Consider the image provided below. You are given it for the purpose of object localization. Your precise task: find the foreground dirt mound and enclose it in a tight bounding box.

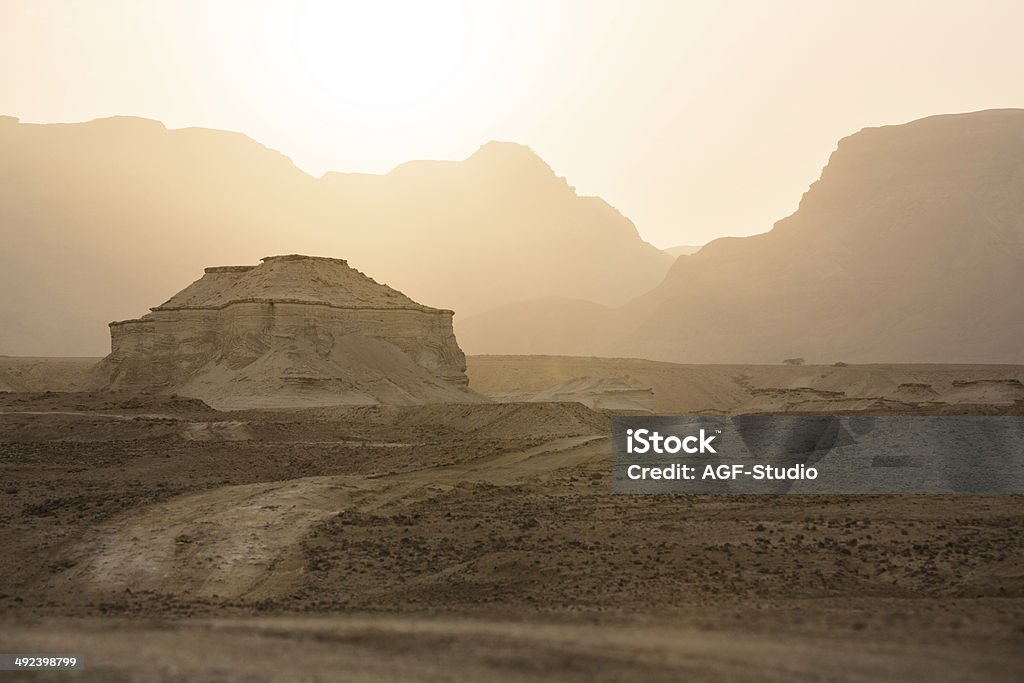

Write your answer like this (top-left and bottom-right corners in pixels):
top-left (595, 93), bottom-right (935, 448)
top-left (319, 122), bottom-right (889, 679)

top-left (487, 376), bottom-right (654, 412)
top-left (306, 401), bottom-right (609, 439)
top-left (0, 393), bottom-right (606, 447)
top-left (89, 255), bottom-right (483, 408)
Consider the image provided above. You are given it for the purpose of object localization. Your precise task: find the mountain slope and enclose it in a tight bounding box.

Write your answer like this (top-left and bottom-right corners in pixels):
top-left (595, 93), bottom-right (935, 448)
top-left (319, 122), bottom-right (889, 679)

top-left (317, 140), bottom-right (671, 320)
top-left (0, 117), bottom-right (670, 355)
top-left (664, 244), bottom-right (702, 257)
top-left (460, 109), bottom-right (1024, 364)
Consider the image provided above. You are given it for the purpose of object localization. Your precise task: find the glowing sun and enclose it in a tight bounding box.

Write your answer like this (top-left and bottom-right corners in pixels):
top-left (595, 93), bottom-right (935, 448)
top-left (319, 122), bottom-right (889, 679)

top-left (290, 0), bottom-right (469, 109)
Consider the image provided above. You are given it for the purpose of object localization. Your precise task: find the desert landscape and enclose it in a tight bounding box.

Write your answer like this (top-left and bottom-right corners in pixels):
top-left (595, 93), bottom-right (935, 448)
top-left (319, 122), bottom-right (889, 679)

top-left (1, 353), bottom-right (1023, 680)
top-left (2, 111), bottom-right (1024, 679)
top-left (3, 2), bottom-right (1024, 680)
top-left (3, 114), bottom-right (1023, 677)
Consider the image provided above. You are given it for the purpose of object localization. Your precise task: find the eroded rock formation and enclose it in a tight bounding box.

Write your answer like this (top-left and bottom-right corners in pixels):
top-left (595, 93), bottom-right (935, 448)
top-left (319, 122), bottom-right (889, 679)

top-left (92, 255), bottom-right (480, 408)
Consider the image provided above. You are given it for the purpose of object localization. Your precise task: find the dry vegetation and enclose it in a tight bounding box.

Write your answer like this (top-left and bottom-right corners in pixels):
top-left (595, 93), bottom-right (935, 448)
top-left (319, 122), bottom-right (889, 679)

top-left (1, 358), bottom-right (1022, 680)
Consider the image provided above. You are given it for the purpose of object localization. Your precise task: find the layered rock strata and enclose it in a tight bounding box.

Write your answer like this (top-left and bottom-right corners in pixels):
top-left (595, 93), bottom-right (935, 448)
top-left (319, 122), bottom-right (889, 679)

top-left (92, 255), bottom-right (478, 408)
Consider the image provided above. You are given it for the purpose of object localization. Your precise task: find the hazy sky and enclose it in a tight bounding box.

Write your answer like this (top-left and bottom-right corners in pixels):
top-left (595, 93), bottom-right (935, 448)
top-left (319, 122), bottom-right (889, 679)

top-left (2, 0), bottom-right (1022, 247)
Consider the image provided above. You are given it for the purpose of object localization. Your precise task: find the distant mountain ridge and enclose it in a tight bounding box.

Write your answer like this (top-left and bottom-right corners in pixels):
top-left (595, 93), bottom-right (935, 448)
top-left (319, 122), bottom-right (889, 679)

top-left (459, 109), bottom-right (1024, 363)
top-left (0, 117), bottom-right (670, 355)
top-left (664, 244), bottom-right (702, 257)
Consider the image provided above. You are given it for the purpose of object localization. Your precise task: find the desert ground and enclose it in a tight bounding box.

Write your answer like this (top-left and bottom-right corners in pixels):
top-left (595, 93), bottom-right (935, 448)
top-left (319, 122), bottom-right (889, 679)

top-left (1, 355), bottom-right (1022, 681)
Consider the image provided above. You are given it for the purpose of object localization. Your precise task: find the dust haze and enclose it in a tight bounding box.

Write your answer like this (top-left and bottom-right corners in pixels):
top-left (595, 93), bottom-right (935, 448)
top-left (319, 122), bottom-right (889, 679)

top-left (2, 2), bottom-right (1024, 681)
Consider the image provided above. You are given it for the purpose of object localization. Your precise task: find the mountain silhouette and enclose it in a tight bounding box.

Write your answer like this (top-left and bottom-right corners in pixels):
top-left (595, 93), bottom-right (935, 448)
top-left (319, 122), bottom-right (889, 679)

top-left (0, 117), bottom-right (670, 356)
top-left (459, 109), bottom-right (1024, 363)
top-left (664, 244), bottom-right (702, 257)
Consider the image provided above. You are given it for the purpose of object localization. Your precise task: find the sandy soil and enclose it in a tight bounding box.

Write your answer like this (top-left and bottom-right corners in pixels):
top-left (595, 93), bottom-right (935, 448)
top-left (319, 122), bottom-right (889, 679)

top-left (0, 356), bottom-right (97, 392)
top-left (467, 355), bottom-right (1024, 414)
top-left (4, 611), bottom-right (1019, 683)
top-left (1, 359), bottom-right (1023, 680)
top-left (6, 354), bottom-right (1023, 413)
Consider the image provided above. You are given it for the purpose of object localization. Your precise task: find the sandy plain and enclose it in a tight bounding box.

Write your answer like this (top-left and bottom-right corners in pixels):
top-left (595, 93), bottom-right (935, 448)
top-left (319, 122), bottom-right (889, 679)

top-left (0, 356), bottom-right (1022, 681)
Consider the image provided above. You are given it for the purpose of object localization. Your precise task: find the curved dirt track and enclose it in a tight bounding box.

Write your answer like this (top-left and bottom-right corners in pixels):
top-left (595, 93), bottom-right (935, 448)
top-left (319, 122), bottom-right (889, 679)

top-left (64, 436), bottom-right (607, 602)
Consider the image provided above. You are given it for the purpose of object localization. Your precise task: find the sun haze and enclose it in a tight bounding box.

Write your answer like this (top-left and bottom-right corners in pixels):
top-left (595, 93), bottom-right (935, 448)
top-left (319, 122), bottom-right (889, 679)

top-left (1, 0), bottom-right (1023, 246)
